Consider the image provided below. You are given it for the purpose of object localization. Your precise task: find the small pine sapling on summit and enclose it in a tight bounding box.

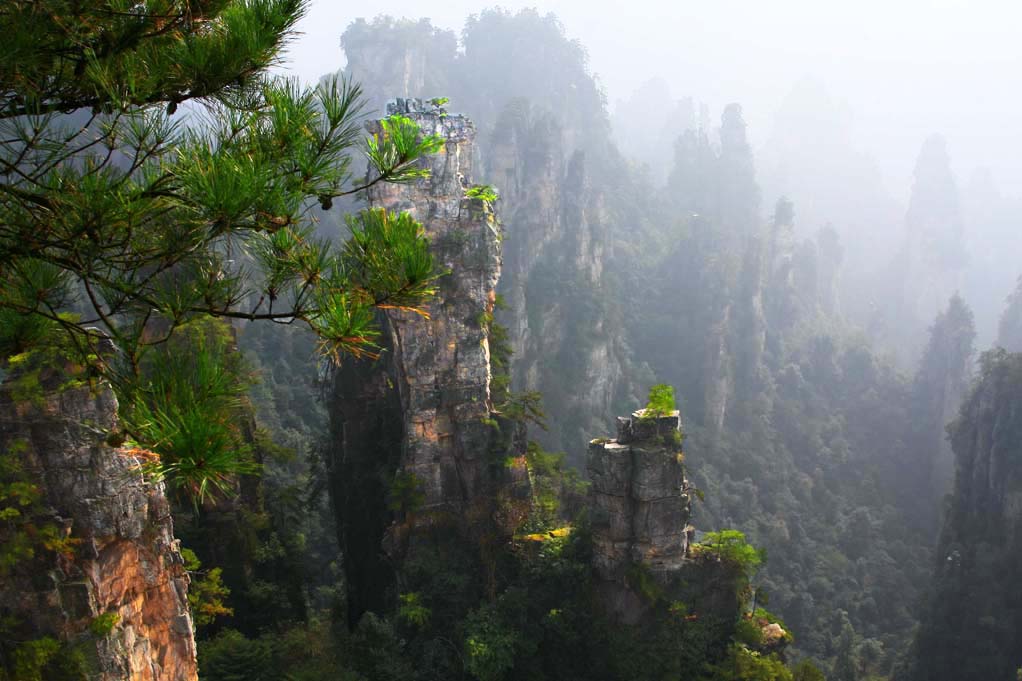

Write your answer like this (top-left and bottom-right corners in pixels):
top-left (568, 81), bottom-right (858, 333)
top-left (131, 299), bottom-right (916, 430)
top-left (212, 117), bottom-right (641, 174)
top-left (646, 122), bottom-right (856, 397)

top-left (643, 384), bottom-right (676, 418)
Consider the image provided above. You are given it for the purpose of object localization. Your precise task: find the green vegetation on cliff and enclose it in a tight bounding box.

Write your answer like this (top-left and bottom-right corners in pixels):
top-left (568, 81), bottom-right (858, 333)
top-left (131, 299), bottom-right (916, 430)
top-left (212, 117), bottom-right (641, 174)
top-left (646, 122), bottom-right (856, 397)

top-left (900, 349), bottom-right (1022, 681)
top-left (0, 0), bottom-right (448, 502)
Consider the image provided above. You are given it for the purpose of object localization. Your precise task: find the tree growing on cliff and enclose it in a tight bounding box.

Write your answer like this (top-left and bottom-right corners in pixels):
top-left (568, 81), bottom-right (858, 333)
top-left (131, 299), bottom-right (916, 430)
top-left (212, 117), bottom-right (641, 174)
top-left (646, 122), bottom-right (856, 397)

top-left (0, 2), bottom-right (445, 496)
top-left (643, 384), bottom-right (677, 417)
top-left (0, 1), bottom-right (442, 369)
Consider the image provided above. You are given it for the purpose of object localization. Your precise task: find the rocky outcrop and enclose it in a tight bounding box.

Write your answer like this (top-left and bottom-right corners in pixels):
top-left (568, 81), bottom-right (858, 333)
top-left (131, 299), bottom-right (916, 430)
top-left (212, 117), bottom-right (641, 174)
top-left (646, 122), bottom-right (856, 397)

top-left (330, 99), bottom-right (528, 624)
top-left (363, 98), bottom-right (519, 521)
top-left (587, 409), bottom-right (693, 621)
top-left (0, 358), bottom-right (197, 681)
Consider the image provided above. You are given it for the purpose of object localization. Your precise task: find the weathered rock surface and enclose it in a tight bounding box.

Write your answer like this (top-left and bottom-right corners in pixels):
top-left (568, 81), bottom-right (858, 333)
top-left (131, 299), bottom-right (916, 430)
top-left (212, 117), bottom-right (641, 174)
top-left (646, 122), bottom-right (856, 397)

top-left (588, 409), bottom-right (693, 620)
top-left (362, 98), bottom-right (521, 520)
top-left (487, 101), bottom-right (629, 463)
top-left (330, 100), bottom-right (528, 624)
top-left (0, 362), bottom-right (197, 681)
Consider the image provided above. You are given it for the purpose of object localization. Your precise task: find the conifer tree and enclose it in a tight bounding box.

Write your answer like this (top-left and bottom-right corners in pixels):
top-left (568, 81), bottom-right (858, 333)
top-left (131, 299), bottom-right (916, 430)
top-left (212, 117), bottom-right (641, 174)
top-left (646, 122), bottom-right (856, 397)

top-left (0, 1), bottom-right (442, 369)
top-left (0, 2), bottom-right (445, 496)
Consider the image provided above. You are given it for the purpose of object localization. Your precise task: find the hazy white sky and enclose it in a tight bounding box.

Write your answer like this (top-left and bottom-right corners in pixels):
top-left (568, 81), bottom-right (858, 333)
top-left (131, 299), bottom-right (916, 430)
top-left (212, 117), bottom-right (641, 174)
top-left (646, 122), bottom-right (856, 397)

top-left (279, 0), bottom-right (1022, 199)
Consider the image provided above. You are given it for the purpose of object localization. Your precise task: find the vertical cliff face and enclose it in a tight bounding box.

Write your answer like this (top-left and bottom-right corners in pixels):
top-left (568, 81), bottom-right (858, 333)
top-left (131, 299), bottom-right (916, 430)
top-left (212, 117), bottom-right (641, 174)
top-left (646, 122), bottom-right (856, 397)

top-left (587, 409), bottom-right (692, 621)
top-left (488, 100), bottom-right (628, 462)
top-left (363, 98), bottom-right (511, 520)
top-left (330, 99), bottom-right (527, 624)
top-left (0, 359), bottom-right (197, 681)
top-left (903, 349), bottom-right (1022, 681)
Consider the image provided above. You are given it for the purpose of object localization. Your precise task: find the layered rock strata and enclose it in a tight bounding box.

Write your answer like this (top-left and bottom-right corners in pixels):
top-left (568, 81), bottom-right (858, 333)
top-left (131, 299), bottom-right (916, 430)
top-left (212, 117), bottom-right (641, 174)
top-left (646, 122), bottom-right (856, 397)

top-left (363, 98), bottom-right (517, 519)
top-left (0, 360), bottom-right (197, 681)
top-left (330, 99), bottom-right (527, 624)
top-left (587, 409), bottom-right (693, 620)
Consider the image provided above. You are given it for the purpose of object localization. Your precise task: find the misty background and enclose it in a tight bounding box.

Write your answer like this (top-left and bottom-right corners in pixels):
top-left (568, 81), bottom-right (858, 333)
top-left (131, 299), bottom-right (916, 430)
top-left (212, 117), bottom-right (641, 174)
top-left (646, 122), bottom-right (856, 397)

top-left (280, 0), bottom-right (1022, 200)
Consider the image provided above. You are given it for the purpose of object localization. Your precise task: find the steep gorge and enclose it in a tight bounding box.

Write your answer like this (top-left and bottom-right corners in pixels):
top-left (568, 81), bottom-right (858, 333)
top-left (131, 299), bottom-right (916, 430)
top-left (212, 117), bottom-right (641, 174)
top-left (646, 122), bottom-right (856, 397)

top-left (328, 13), bottom-right (941, 673)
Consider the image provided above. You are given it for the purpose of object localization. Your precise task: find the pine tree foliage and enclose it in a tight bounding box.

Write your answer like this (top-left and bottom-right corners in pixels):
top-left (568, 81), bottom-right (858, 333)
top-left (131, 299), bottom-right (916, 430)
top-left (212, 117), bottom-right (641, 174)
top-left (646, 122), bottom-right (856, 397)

top-left (0, 1), bottom-right (444, 376)
top-left (643, 384), bottom-right (677, 417)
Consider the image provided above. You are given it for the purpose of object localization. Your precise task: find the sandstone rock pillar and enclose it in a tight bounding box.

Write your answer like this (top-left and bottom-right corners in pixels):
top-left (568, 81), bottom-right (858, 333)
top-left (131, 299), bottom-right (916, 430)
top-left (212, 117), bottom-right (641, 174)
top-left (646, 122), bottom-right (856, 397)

top-left (587, 409), bottom-right (693, 621)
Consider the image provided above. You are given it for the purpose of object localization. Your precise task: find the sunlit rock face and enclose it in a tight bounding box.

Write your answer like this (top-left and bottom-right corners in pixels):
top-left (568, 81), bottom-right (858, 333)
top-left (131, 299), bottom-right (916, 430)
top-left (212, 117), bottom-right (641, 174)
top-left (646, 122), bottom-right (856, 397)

top-left (363, 98), bottom-right (520, 522)
top-left (587, 409), bottom-right (693, 621)
top-left (0, 363), bottom-right (197, 681)
top-left (330, 100), bottom-right (529, 625)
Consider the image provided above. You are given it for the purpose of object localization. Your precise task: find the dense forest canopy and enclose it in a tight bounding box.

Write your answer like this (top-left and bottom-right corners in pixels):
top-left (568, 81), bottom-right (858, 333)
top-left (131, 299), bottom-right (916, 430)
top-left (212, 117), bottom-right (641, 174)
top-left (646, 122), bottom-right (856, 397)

top-left (1, 3), bottom-right (1021, 681)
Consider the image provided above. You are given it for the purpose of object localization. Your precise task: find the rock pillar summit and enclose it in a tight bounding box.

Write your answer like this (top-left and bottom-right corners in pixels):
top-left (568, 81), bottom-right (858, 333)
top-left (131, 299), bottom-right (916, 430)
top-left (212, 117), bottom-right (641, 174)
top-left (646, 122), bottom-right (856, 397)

top-left (587, 409), bottom-right (694, 620)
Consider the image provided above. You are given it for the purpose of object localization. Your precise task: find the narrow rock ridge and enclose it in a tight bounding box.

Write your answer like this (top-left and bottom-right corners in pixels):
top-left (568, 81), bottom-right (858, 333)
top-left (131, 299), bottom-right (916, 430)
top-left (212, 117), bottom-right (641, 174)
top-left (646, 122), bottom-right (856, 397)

top-left (587, 409), bottom-right (693, 621)
top-left (0, 362), bottom-right (197, 681)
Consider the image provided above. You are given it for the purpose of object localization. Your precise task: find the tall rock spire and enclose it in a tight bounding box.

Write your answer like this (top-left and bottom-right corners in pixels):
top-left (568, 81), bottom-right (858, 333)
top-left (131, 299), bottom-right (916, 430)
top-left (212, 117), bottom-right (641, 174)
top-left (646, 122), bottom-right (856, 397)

top-left (329, 99), bottom-right (527, 626)
top-left (588, 409), bottom-right (692, 621)
top-left (887, 134), bottom-right (968, 361)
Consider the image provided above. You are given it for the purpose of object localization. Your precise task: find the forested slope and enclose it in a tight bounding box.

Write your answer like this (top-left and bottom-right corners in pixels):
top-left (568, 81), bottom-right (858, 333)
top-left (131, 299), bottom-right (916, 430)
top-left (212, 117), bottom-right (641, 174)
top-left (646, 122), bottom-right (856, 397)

top-left (330, 11), bottom-right (982, 674)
